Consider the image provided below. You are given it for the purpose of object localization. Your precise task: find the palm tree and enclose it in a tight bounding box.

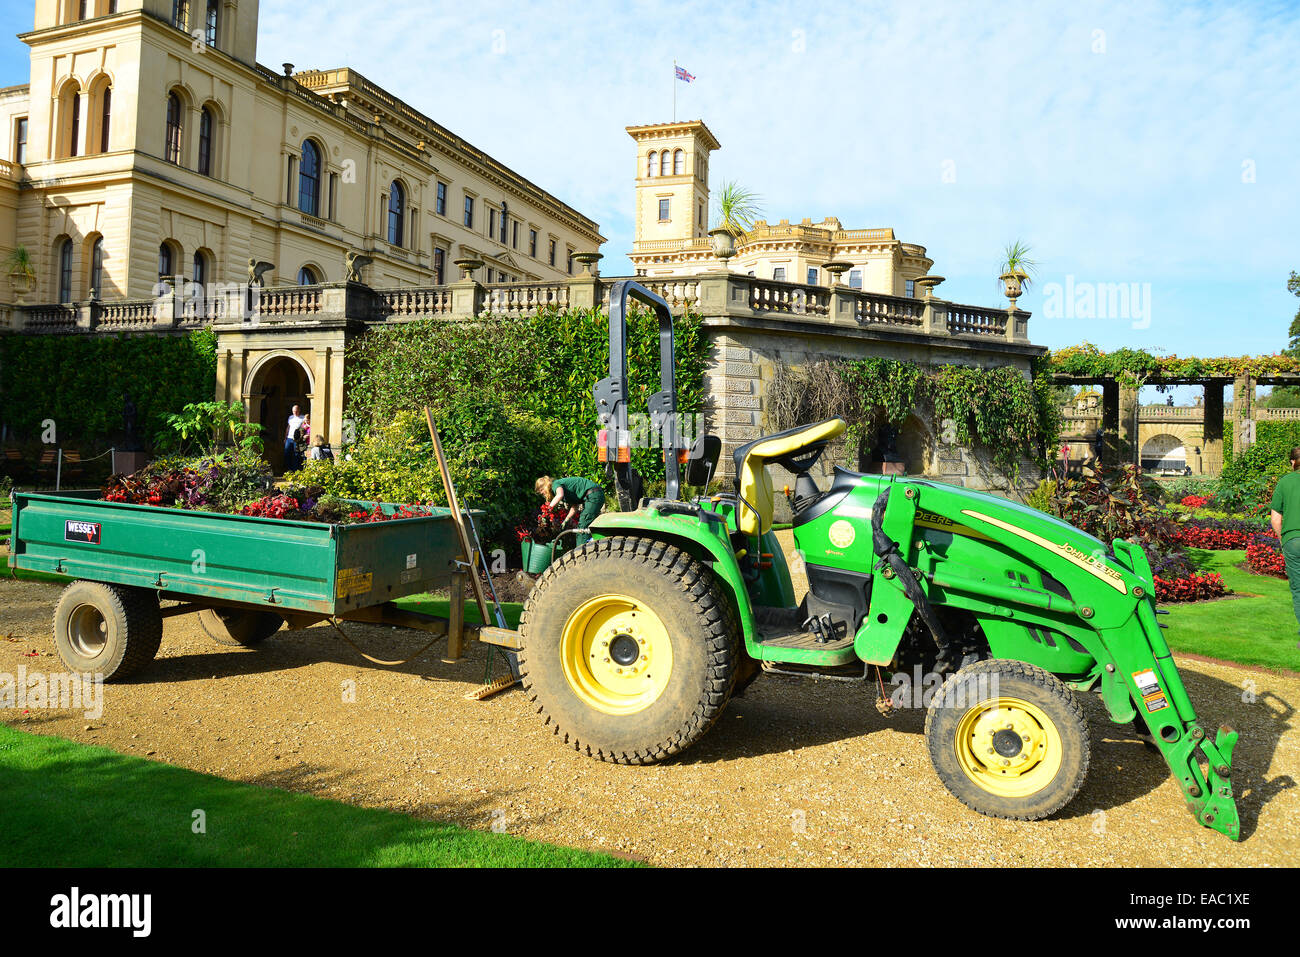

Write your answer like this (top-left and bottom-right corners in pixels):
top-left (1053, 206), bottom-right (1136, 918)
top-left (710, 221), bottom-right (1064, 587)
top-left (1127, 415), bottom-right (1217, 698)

top-left (713, 181), bottom-right (764, 238)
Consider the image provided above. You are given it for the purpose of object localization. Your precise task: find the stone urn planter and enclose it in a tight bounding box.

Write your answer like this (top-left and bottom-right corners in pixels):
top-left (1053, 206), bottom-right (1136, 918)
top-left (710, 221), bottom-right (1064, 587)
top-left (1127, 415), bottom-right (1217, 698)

top-left (822, 261), bottom-right (853, 286)
top-left (915, 275), bottom-right (945, 299)
top-left (8, 271), bottom-right (35, 305)
top-left (708, 227), bottom-right (737, 263)
top-left (1000, 269), bottom-right (1029, 303)
top-left (573, 251), bottom-right (603, 276)
top-left (453, 258), bottom-right (483, 281)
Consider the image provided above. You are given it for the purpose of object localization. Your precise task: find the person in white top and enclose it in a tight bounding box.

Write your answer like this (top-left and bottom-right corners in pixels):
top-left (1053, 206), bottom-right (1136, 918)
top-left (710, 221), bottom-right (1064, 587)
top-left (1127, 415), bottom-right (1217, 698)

top-left (284, 404), bottom-right (306, 472)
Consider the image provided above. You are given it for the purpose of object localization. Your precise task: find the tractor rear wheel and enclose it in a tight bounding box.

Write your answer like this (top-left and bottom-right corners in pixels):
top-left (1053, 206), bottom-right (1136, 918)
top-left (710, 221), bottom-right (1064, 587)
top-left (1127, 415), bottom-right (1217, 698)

top-left (518, 536), bottom-right (740, 764)
top-left (925, 659), bottom-right (1090, 820)
top-left (198, 608), bottom-right (284, 647)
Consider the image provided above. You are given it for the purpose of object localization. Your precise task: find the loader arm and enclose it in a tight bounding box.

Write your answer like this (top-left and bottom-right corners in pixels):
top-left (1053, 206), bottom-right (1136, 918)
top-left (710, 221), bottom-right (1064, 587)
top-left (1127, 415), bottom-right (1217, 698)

top-left (861, 479), bottom-right (1241, 840)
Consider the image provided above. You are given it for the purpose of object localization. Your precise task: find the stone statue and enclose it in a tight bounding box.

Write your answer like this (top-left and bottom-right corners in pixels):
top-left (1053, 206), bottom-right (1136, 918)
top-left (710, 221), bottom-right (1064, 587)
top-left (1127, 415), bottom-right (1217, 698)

top-left (121, 392), bottom-right (144, 452)
top-left (247, 259), bottom-right (276, 286)
top-left (345, 251), bottom-right (373, 284)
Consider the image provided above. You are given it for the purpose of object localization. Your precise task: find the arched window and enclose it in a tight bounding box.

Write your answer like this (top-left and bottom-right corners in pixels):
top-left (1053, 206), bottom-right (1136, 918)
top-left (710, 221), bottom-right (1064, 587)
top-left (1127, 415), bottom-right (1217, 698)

top-left (297, 266), bottom-right (320, 285)
top-left (673, 149), bottom-right (684, 175)
top-left (646, 151), bottom-right (656, 177)
top-left (90, 237), bottom-right (104, 296)
top-left (98, 85), bottom-right (111, 152)
top-left (58, 239), bottom-right (74, 303)
top-left (204, 0), bottom-right (219, 46)
top-left (171, 0), bottom-right (189, 30)
top-left (192, 250), bottom-right (207, 288)
top-left (298, 140), bottom-right (321, 216)
top-left (158, 242), bottom-right (173, 280)
top-left (69, 90), bottom-right (82, 157)
top-left (198, 107), bottom-right (214, 176)
top-left (659, 150), bottom-right (670, 176)
top-left (388, 181), bottom-right (406, 247)
top-left (79, 1), bottom-right (89, 20)
top-left (165, 92), bottom-right (182, 164)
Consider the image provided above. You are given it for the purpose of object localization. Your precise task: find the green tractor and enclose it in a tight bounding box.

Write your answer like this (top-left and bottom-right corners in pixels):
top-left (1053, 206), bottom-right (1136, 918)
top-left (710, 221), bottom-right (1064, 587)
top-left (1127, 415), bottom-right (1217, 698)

top-left (517, 282), bottom-right (1240, 840)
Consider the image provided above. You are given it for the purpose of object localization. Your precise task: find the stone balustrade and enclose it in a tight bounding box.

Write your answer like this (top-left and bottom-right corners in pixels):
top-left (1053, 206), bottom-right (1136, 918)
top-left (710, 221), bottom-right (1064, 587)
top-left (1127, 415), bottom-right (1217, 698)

top-left (3, 271), bottom-right (1032, 345)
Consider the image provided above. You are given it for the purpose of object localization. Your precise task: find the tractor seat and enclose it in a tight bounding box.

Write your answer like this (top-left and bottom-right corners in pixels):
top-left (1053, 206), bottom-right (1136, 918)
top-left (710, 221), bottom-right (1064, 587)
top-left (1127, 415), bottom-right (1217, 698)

top-left (733, 418), bottom-right (847, 536)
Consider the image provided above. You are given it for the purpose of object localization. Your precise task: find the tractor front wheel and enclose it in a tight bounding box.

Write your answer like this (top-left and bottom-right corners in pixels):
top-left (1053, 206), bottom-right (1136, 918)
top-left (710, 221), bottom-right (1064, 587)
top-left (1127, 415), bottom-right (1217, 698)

top-left (925, 659), bottom-right (1090, 820)
top-left (518, 536), bottom-right (740, 764)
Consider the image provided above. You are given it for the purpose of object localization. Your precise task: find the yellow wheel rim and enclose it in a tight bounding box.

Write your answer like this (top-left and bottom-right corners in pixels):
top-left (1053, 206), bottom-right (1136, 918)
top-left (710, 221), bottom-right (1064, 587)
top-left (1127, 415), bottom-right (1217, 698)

top-left (559, 594), bottom-right (673, 716)
top-left (953, 696), bottom-right (1063, 798)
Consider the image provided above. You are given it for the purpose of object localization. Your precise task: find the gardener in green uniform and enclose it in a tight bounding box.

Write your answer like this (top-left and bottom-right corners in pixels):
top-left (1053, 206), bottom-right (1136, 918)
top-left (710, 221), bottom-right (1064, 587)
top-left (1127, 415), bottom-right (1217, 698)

top-left (536, 474), bottom-right (605, 539)
top-left (1269, 446), bottom-right (1300, 649)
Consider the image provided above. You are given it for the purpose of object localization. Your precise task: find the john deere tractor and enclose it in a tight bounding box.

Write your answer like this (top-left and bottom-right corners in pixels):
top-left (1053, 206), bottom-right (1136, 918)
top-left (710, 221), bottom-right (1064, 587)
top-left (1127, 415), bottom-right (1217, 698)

top-left (517, 282), bottom-right (1240, 840)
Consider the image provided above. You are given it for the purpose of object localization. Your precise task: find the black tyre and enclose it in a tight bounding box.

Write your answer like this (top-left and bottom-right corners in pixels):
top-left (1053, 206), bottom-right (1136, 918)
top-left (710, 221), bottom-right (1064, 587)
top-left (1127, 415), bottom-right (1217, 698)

top-left (518, 536), bottom-right (740, 764)
top-left (52, 581), bottom-right (163, 681)
top-left (925, 658), bottom-right (1090, 820)
top-left (198, 608), bottom-right (284, 647)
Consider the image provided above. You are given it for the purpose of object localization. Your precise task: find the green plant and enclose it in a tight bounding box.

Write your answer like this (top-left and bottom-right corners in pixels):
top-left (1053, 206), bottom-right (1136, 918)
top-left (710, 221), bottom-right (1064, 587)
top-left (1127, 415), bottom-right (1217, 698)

top-left (999, 241), bottom-right (1039, 288)
top-left (158, 401), bottom-right (263, 456)
top-left (3, 244), bottom-right (36, 286)
top-left (1024, 478), bottom-right (1057, 514)
top-left (1052, 464), bottom-right (1182, 548)
top-left (712, 181), bottom-right (764, 237)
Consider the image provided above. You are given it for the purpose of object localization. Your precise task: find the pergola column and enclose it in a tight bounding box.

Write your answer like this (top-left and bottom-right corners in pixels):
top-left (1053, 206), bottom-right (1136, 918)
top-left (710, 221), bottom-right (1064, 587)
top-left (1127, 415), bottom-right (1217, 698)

top-left (1101, 381), bottom-right (1120, 466)
top-left (1231, 374), bottom-right (1256, 452)
top-left (1118, 385), bottom-right (1139, 467)
top-left (1202, 383), bottom-right (1225, 476)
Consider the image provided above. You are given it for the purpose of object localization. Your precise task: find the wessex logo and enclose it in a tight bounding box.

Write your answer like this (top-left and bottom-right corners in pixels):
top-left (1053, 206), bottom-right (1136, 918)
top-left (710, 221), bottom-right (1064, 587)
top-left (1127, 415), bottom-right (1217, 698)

top-left (64, 521), bottom-right (101, 544)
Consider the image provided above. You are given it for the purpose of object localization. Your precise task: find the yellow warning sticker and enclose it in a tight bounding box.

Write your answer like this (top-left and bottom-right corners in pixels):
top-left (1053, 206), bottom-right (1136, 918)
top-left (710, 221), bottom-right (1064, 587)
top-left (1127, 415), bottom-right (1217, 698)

top-left (1132, 669), bottom-right (1170, 712)
top-left (336, 568), bottom-right (373, 599)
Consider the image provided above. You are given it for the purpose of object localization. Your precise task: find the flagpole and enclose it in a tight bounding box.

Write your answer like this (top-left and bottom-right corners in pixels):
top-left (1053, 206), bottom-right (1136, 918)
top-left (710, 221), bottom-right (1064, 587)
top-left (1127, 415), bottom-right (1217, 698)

top-left (673, 59), bottom-right (677, 122)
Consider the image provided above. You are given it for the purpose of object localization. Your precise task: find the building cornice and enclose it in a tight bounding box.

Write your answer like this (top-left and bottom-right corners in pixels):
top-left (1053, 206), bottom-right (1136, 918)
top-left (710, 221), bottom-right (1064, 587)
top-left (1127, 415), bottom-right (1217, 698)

top-left (625, 120), bottom-right (722, 152)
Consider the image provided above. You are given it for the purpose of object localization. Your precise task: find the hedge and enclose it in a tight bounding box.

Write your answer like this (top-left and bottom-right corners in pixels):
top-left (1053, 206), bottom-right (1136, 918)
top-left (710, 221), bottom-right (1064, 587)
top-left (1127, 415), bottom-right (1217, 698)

top-left (0, 329), bottom-right (217, 447)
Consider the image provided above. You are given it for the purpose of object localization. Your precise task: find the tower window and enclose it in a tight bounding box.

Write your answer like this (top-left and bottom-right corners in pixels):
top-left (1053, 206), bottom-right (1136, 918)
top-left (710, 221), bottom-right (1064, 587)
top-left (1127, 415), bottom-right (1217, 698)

top-left (463, 195), bottom-right (474, 228)
top-left (849, 269), bottom-right (862, 289)
top-left (14, 117), bottom-right (26, 164)
top-left (99, 86), bottom-right (111, 153)
top-left (165, 92), bottom-right (182, 165)
top-left (435, 181), bottom-right (447, 215)
top-left (673, 149), bottom-right (684, 175)
top-left (647, 151), bottom-right (656, 177)
top-left (658, 199), bottom-right (670, 221)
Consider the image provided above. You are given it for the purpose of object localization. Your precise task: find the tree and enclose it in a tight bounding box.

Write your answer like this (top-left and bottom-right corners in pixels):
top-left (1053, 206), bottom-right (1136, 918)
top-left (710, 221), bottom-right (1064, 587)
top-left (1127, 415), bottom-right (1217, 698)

top-left (1263, 271), bottom-right (1300, 408)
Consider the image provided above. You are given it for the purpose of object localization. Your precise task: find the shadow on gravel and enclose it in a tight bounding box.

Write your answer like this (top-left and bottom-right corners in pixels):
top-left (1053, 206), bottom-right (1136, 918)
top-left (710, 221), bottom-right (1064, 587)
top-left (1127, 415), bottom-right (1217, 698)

top-left (126, 622), bottom-right (495, 685)
top-left (677, 666), bottom-right (1295, 836)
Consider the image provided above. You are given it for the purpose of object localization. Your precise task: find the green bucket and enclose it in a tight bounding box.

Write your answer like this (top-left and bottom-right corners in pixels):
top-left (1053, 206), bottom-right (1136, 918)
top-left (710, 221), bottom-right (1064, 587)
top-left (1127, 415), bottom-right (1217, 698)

top-left (522, 538), bottom-right (559, 574)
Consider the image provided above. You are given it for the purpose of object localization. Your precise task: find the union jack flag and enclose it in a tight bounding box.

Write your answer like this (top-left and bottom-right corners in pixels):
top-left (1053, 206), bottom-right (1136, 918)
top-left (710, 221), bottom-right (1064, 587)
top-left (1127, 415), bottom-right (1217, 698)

top-left (675, 65), bottom-right (696, 83)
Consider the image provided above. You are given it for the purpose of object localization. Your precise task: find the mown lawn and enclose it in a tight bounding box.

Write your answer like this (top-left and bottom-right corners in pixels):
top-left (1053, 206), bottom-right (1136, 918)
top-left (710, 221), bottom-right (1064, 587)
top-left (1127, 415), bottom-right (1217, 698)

top-left (0, 724), bottom-right (633, 868)
top-left (1165, 548), bottom-right (1298, 673)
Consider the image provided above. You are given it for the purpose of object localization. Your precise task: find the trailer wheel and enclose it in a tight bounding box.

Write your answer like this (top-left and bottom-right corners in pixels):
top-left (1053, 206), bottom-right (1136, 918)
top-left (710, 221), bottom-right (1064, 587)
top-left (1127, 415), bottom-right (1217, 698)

top-left (519, 536), bottom-right (740, 764)
top-left (925, 659), bottom-right (1090, 820)
top-left (52, 581), bottom-right (163, 681)
top-left (198, 609), bottom-right (284, 647)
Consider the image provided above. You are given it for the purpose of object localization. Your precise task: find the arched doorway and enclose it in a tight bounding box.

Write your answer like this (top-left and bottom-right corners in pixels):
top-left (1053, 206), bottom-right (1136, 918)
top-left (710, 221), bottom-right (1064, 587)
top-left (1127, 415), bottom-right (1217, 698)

top-left (247, 353), bottom-right (313, 474)
top-left (1141, 433), bottom-right (1186, 472)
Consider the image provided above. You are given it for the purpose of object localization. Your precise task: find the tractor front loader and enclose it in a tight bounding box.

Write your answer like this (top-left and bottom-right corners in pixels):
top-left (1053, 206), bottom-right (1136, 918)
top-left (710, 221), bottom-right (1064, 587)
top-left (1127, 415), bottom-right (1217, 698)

top-left (517, 281), bottom-right (1241, 840)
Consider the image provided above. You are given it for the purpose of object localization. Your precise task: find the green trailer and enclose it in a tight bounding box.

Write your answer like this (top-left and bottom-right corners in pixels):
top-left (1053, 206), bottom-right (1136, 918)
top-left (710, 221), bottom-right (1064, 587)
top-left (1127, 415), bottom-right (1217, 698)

top-left (8, 490), bottom-right (517, 679)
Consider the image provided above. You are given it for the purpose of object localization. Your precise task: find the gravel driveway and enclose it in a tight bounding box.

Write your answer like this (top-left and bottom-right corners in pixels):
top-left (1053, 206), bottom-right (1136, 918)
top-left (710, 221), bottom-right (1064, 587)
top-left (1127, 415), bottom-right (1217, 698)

top-left (1, 571), bottom-right (1296, 867)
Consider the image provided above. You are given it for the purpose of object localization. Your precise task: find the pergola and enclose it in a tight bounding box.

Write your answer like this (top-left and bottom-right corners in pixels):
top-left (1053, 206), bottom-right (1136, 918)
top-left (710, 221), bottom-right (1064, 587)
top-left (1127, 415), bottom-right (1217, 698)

top-left (1050, 369), bottom-right (1300, 470)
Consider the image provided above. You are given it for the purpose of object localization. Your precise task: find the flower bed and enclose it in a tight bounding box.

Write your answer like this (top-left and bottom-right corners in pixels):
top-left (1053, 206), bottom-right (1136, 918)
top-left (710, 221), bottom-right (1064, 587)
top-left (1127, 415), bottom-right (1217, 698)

top-left (1246, 534), bottom-right (1287, 578)
top-left (1173, 518), bottom-right (1270, 550)
top-left (1180, 494), bottom-right (1212, 509)
top-left (514, 502), bottom-right (574, 546)
top-left (1153, 572), bottom-right (1226, 603)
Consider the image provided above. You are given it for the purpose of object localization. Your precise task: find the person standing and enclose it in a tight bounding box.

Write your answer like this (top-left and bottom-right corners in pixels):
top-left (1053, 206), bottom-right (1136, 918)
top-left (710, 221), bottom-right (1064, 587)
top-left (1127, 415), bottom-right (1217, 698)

top-left (535, 475), bottom-right (605, 536)
top-left (1269, 446), bottom-right (1300, 649)
top-left (284, 404), bottom-right (306, 472)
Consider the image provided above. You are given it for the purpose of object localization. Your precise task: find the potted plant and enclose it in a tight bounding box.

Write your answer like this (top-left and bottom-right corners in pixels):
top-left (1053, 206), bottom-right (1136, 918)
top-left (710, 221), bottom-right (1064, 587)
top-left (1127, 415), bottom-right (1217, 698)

top-left (3, 245), bottom-right (36, 303)
top-left (998, 241), bottom-right (1038, 301)
top-left (710, 181), bottom-right (763, 261)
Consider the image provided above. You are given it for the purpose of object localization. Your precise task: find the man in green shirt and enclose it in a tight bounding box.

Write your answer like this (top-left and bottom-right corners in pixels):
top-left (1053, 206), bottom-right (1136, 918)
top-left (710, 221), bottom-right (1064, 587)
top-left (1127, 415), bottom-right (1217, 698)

top-left (1269, 447), bottom-right (1300, 647)
top-left (536, 474), bottom-right (606, 533)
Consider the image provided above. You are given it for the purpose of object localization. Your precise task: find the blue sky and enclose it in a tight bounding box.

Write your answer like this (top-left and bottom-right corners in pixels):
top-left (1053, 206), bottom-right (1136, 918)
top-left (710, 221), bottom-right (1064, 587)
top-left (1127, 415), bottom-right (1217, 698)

top-left (2, 0), bottom-right (1297, 370)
